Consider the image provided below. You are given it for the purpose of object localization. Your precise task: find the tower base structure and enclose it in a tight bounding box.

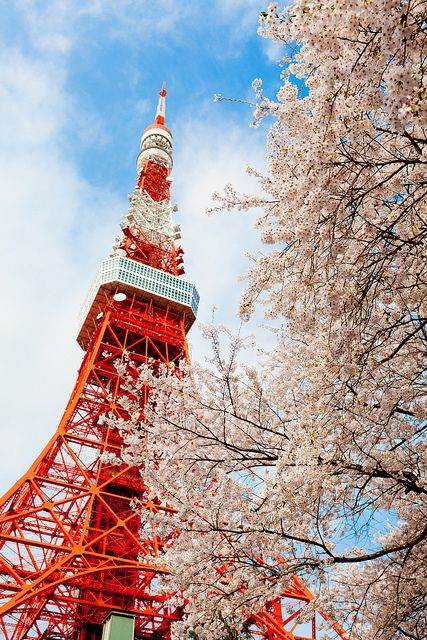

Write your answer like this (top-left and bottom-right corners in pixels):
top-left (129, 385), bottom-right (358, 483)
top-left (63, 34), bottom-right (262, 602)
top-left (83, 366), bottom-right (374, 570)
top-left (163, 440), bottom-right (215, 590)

top-left (0, 292), bottom-right (189, 640)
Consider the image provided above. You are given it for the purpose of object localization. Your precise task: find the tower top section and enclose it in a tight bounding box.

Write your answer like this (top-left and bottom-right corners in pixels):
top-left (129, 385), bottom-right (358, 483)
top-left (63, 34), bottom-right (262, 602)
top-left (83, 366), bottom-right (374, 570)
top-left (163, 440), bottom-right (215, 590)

top-left (137, 83), bottom-right (173, 174)
top-left (77, 86), bottom-right (198, 351)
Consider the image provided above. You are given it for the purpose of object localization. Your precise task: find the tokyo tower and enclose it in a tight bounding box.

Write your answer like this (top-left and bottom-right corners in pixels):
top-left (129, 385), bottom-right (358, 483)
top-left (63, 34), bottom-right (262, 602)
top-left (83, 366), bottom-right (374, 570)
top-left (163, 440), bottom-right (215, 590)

top-left (0, 87), bottom-right (346, 640)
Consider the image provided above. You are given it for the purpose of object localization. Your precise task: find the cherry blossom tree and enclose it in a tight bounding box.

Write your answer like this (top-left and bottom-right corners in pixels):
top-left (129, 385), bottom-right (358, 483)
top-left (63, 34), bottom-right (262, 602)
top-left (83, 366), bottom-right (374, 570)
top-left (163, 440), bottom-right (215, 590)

top-left (110, 2), bottom-right (427, 639)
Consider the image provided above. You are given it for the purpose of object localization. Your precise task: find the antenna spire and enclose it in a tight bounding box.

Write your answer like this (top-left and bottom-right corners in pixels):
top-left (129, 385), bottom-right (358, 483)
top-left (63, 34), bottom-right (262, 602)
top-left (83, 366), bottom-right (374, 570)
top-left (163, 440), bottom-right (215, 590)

top-left (155, 81), bottom-right (167, 125)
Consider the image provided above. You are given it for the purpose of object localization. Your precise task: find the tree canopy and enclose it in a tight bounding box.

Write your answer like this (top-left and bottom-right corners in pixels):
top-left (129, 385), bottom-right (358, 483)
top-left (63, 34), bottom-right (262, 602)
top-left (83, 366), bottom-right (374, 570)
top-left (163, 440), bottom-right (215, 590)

top-left (110, 2), bottom-right (427, 638)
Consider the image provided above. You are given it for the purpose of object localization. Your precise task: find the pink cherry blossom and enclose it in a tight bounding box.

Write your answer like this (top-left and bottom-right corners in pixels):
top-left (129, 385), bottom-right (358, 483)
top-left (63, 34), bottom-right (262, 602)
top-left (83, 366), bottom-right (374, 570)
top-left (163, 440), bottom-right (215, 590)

top-left (110, 2), bottom-right (427, 638)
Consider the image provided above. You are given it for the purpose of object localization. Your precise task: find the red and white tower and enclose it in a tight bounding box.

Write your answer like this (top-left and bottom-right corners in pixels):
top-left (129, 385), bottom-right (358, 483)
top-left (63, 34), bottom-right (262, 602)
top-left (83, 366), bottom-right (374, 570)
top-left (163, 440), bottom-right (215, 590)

top-left (0, 87), bottom-right (346, 640)
top-left (0, 86), bottom-right (197, 640)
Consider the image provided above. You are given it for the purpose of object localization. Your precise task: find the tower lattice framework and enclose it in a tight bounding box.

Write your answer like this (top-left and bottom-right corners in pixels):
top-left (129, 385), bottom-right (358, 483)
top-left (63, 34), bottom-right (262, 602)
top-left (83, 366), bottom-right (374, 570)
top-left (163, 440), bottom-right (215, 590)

top-left (0, 87), bottom-right (347, 640)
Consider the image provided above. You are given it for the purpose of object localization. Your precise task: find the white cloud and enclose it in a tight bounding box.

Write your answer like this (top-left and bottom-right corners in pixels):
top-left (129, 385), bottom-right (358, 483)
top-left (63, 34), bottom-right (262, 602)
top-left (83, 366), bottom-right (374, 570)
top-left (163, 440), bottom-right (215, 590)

top-left (14, 0), bottom-right (264, 57)
top-left (211, 0), bottom-right (265, 52)
top-left (173, 111), bottom-right (271, 360)
top-left (261, 38), bottom-right (286, 64)
top-left (0, 46), bottom-right (122, 492)
top-left (14, 0), bottom-right (193, 54)
top-left (215, 0), bottom-right (264, 31)
top-left (0, 52), bottom-right (65, 149)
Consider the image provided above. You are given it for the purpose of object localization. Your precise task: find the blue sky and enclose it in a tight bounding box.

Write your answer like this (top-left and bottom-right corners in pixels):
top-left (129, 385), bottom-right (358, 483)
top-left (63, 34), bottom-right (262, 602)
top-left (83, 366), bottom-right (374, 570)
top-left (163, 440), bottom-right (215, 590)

top-left (0, 1), bottom-right (283, 491)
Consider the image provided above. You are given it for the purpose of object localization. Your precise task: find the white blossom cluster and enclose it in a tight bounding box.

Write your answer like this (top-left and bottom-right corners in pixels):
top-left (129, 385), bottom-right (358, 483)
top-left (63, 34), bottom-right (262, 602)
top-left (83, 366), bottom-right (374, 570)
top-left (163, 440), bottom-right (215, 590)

top-left (107, 2), bottom-right (427, 639)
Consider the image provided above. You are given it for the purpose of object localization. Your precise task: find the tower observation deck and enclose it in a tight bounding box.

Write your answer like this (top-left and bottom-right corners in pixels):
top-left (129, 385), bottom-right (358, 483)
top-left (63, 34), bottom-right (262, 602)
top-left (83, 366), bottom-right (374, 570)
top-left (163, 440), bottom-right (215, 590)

top-left (0, 87), bottom-right (347, 640)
